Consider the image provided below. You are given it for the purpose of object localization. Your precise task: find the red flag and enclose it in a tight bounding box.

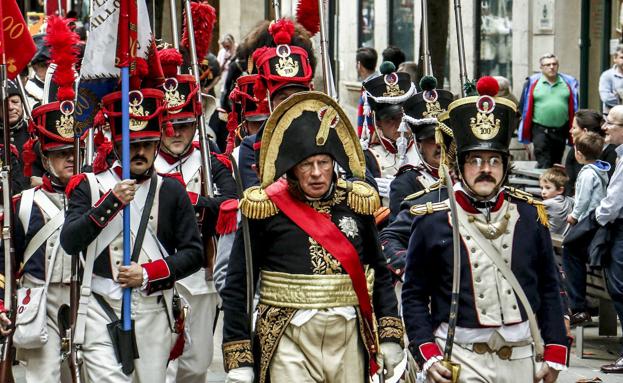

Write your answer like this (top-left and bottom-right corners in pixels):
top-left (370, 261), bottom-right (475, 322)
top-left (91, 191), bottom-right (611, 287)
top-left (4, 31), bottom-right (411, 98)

top-left (1, 0), bottom-right (36, 79)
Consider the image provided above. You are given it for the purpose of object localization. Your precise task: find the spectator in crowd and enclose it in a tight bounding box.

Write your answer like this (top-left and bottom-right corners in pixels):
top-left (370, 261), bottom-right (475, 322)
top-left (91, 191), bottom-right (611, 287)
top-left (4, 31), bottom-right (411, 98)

top-left (539, 168), bottom-right (574, 236)
top-left (595, 104), bottom-right (623, 374)
top-left (382, 45), bottom-right (406, 69)
top-left (599, 44), bottom-right (623, 115)
top-left (494, 75), bottom-right (519, 107)
top-left (217, 33), bottom-right (237, 94)
top-left (397, 61), bottom-right (418, 84)
top-left (567, 132), bottom-right (610, 226)
top-left (564, 109), bottom-right (617, 195)
top-left (356, 47), bottom-right (379, 137)
top-left (518, 53), bottom-right (579, 168)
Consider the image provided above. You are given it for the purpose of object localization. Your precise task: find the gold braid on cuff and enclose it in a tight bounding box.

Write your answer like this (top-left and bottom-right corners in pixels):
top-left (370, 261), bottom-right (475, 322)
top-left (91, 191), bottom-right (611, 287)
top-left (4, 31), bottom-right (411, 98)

top-left (378, 316), bottom-right (405, 346)
top-left (223, 340), bottom-right (254, 371)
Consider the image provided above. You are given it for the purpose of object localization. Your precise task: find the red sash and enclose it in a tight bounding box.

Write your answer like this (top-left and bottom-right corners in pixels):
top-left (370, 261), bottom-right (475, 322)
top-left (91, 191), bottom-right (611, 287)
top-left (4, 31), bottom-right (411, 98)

top-left (265, 179), bottom-right (379, 375)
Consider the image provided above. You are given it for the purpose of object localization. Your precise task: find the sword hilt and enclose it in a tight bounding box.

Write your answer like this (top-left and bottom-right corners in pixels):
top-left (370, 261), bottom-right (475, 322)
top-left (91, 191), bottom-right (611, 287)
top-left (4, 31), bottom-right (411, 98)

top-left (440, 359), bottom-right (461, 383)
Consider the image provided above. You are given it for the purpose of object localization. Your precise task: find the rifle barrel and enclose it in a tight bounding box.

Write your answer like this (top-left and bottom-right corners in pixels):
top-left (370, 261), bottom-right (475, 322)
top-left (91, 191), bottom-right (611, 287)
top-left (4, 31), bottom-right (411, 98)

top-left (184, 0), bottom-right (214, 198)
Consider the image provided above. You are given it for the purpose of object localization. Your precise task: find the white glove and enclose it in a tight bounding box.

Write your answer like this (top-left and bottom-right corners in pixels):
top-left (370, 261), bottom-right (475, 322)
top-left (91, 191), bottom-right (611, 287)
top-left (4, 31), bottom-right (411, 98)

top-left (381, 342), bottom-right (405, 379)
top-left (374, 177), bottom-right (393, 199)
top-left (225, 367), bottom-right (254, 383)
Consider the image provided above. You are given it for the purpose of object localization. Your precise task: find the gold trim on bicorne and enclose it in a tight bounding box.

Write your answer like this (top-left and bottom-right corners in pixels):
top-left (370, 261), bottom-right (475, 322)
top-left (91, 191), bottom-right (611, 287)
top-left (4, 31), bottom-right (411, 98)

top-left (378, 316), bottom-right (405, 346)
top-left (256, 303), bottom-right (297, 383)
top-left (222, 340), bottom-right (253, 372)
top-left (239, 186), bottom-right (279, 220)
top-left (259, 91), bottom-right (366, 188)
top-left (258, 270), bottom-right (375, 309)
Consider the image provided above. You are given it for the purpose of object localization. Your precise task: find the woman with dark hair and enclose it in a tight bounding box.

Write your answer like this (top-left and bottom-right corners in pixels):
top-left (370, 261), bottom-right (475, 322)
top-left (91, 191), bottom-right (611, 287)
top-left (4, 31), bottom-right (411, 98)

top-left (564, 109), bottom-right (617, 194)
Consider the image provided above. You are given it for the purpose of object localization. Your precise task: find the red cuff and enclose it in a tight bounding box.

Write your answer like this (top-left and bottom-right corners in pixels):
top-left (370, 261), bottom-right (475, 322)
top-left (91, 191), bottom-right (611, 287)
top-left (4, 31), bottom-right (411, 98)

top-left (419, 342), bottom-right (443, 361)
top-left (0, 300), bottom-right (5, 313)
top-left (543, 344), bottom-right (568, 366)
top-left (142, 259), bottom-right (171, 282)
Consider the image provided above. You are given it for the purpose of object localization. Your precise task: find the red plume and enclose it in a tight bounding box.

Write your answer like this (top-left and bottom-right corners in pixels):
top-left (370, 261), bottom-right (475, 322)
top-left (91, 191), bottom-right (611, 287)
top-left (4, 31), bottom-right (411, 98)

top-left (22, 138), bottom-right (37, 178)
top-left (158, 48), bottom-right (183, 78)
top-left (296, 0), bottom-right (320, 36)
top-left (476, 76), bottom-right (500, 97)
top-left (269, 19), bottom-right (295, 45)
top-left (181, 2), bottom-right (217, 61)
top-left (225, 110), bottom-right (239, 155)
top-left (46, 16), bottom-right (80, 102)
top-left (130, 58), bottom-right (149, 90)
top-left (93, 139), bottom-right (113, 174)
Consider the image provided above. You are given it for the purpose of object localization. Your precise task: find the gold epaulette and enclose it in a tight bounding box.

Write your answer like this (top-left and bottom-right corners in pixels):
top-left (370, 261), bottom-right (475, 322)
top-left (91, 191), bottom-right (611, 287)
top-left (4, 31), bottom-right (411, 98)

top-left (409, 201), bottom-right (450, 216)
top-left (338, 179), bottom-right (380, 215)
top-left (239, 186), bottom-right (279, 219)
top-left (506, 187), bottom-right (549, 228)
top-left (404, 181), bottom-right (442, 201)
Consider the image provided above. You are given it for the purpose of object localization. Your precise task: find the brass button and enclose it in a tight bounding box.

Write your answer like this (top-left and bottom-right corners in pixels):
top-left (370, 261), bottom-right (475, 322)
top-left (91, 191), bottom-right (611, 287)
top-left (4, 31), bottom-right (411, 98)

top-left (507, 290), bottom-right (511, 295)
top-left (479, 294), bottom-right (484, 299)
top-left (475, 277), bottom-right (481, 283)
top-left (497, 346), bottom-right (512, 360)
top-left (465, 236), bottom-right (471, 240)
top-left (502, 244), bottom-right (508, 249)
top-left (481, 309), bottom-right (486, 315)
top-left (513, 305), bottom-right (517, 310)
top-left (471, 248), bottom-right (476, 253)
top-left (473, 263), bottom-right (479, 268)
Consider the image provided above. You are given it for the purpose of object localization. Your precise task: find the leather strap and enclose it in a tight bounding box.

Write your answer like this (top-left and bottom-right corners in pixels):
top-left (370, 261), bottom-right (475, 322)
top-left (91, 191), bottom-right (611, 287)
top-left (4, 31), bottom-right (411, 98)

top-left (265, 179), bottom-right (380, 375)
top-left (455, 204), bottom-right (545, 359)
top-left (130, 173), bottom-right (158, 264)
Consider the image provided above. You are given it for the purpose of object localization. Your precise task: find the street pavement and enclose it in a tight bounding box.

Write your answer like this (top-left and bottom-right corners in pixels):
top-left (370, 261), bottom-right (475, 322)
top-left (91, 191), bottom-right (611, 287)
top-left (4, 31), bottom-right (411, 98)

top-left (12, 318), bottom-right (623, 382)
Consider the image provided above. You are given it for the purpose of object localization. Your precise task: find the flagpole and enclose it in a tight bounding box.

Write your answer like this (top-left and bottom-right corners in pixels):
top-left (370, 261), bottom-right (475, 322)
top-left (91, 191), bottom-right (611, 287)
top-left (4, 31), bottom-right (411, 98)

top-left (118, 0), bottom-right (132, 334)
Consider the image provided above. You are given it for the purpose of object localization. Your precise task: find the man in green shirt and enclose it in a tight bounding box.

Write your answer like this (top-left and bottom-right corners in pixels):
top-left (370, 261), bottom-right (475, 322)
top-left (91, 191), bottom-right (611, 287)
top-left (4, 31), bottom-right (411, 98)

top-left (519, 53), bottom-right (579, 168)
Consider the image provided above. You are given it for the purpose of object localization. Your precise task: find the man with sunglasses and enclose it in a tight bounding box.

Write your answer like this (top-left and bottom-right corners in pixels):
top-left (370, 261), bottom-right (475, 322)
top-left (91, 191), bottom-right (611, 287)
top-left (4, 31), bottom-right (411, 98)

top-left (402, 77), bottom-right (568, 383)
top-left (518, 53), bottom-right (579, 168)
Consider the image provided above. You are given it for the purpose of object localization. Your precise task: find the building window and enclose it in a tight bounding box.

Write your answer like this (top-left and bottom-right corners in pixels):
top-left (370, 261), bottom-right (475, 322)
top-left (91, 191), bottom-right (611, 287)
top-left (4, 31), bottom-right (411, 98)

top-left (359, 0), bottom-right (375, 47)
top-left (389, 0), bottom-right (415, 61)
top-left (477, 0), bottom-right (513, 81)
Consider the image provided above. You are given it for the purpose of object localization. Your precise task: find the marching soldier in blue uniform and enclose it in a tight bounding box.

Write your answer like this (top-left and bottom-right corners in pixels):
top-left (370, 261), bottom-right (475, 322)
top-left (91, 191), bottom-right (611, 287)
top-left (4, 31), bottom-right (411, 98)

top-left (402, 77), bottom-right (568, 383)
top-left (380, 109), bottom-right (453, 283)
top-left (155, 46), bottom-right (238, 383)
top-left (0, 17), bottom-right (85, 382)
top-left (221, 92), bottom-right (406, 383)
top-left (360, 61), bottom-right (418, 208)
top-left (60, 74), bottom-right (204, 382)
top-left (388, 76), bottom-right (454, 222)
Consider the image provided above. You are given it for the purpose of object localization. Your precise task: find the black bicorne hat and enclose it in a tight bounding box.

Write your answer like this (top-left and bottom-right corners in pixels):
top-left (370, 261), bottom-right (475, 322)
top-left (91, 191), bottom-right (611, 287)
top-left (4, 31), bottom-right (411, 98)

top-left (448, 76), bottom-right (517, 157)
top-left (259, 91), bottom-right (366, 188)
top-left (403, 75), bottom-right (454, 141)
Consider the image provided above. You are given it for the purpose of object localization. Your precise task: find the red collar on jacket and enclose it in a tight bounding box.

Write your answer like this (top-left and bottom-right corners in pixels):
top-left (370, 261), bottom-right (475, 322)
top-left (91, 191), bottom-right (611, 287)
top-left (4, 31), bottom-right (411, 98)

top-left (454, 188), bottom-right (505, 214)
top-left (159, 145), bottom-right (195, 165)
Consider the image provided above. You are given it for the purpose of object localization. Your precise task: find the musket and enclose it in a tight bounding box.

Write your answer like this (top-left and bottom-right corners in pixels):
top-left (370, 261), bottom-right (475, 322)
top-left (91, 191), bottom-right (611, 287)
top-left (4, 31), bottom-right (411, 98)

top-left (170, 0), bottom-right (180, 50)
top-left (0, 55), bottom-right (16, 383)
top-left (453, 0), bottom-right (473, 97)
top-left (421, 0), bottom-right (433, 77)
top-left (318, 0), bottom-right (337, 99)
top-left (15, 76), bottom-right (32, 122)
top-left (184, 0), bottom-right (214, 198)
top-left (273, 0), bottom-right (281, 20)
top-left (439, 164), bottom-right (461, 383)
top-left (229, 155), bottom-right (254, 332)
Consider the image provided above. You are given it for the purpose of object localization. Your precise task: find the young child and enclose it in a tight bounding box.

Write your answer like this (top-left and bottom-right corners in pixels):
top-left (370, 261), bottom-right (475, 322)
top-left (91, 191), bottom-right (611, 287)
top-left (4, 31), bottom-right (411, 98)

top-left (540, 168), bottom-right (574, 235)
top-left (567, 132), bottom-right (611, 226)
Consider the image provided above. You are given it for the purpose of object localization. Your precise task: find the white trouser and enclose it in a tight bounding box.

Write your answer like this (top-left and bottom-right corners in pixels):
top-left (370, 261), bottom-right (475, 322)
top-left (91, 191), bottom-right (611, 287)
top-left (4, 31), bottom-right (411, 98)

top-left (166, 284), bottom-right (219, 383)
top-left (82, 291), bottom-right (173, 383)
top-left (17, 282), bottom-right (71, 383)
top-left (269, 311), bottom-right (365, 382)
top-left (434, 334), bottom-right (539, 383)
